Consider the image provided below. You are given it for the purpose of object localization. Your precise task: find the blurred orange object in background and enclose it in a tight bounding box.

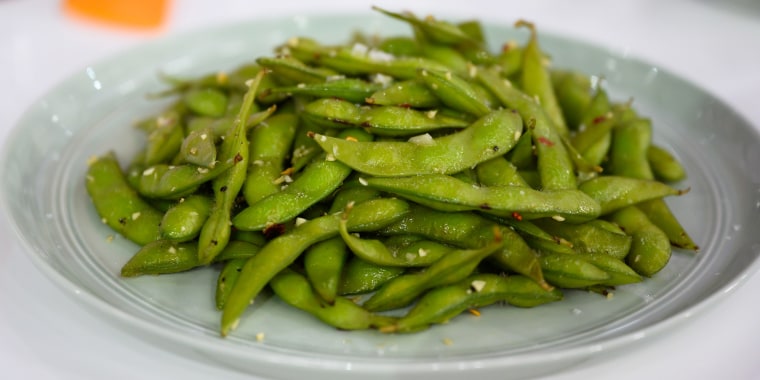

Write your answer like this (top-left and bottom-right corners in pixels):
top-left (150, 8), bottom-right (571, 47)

top-left (64, 0), bottom-right (170, 29)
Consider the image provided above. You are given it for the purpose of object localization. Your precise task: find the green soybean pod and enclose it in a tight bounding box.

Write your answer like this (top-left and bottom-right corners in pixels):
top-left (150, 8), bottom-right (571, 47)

top-left (636, 200), bottom-right (698, 251)
top-left (179, 127), bottom-right (217, 167)
top-left (647, 144), bottom-right (687, 183)
top-left (221, 198), bottom-right (409, 336)
top-left (365, 174), bottom-right (601, 222)
top-left (372, 6), bottom-right (480, 46)
top-left (362, 233), bottom-right (505, 312)
top-left (475, 156), bottom-right (531, 187)
top-left (256, 56), bottom-right (338, 85)
top-left (366, 80), bottom-right (441, 108)
top-left (198, 72), bottom-right (268, 265)
top-left (144, 110), bottom-right (184, 166)
top-left (539, 252), bottom-right (610, 289)
top-left (233, 128), bottom-right (372, 231)
top-left (338, 213), bottom-right (453, 267)
top-left (379, 205), bottom-right (549, 290)
top-left (184, 88), bottom-right (228, 117)
top-left (216, 258), bottom-right (248, 310)
top-left (578, 176), bottom-right (686, 215)
top-left (361, 105), bottom-right (470, 136)
top-left (270, 269), bottom-right (397, 331)
top-left (389, 273), bottom-right (563, 333)
top-left (311, 109), bottom-right (523, 177)
top-left (339, 256), bottom-right (406, 295)
top-left (121, 240), bottom-right (199, 277)
top-left (136, 159), bottom-right (235, 199)
top-left (303, 237), bottom-right (348, 304)
top-left (377, 36), bottom-right (420, 57)
top-left (417, 68), bottom-right (491, 117)
top-left (533, 219), bottom-right (632, 260)
top-left (270, 78), bottom-right (382, 104)
top-left (243, 112), bottom-right (299, 205)
top-left (515, 20), bottom-right (568, 137)
top-left (86, 152), bottom-right (163, 245)
top-left (607, 117), bottom-right (655, 180)
top-left (551, 69), bottom-right (592, 131)
top-left (160, 194), bottom-right (213, 242)
top-left (577, 253), bottom-right (642, 286)
top-left (607, 206), bottom-right (671, 277)
top-left (476, 67), bottom-right (576, 190)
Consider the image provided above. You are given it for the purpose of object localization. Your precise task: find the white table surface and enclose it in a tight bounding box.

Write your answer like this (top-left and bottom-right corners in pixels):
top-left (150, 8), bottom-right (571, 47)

top-left (1, 0), bottom-right (759, 379)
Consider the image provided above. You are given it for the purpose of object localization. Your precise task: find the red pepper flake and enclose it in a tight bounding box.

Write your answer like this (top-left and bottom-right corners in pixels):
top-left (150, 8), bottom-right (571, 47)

top-left (592, 115), bottom-right (607, 124)
top-left (512, 212), bottom-right (523, 221)
top-left (537, 136), bottom-right (554, 147)
top-left (234, 152), bottom-right (244, 163)
top-left (399, 103), bottom-right (412, 109)
top-left (263, 223), bottom-right (286, 239)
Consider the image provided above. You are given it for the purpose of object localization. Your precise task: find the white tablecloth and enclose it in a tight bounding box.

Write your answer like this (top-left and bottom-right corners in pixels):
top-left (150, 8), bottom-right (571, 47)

top-left (1, 1), bottom-right (759, 379)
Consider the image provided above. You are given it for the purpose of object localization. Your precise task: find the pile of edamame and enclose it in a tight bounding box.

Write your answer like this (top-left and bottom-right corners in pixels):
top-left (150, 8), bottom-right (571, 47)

top-left (85, 7), bottom-right (697, 337)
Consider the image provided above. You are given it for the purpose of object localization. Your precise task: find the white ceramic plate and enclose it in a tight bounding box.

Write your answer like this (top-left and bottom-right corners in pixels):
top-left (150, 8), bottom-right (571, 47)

top-left (2, 13), bottom-right (760, 380)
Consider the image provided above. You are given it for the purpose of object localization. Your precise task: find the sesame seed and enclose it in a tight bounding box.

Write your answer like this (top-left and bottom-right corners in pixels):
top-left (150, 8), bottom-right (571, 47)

top-left (131, 212), bottom-right (141, 220)
top-left (551, 215), bottom-right (566, 222)
top-left (142, 167), bottom-right (155, 176)
top-left (467, 64), bottom-right (478, 78)
top-left (358, 177), bottom-right (368, 186)
top-left (470, 280), bottom-right (486, 292)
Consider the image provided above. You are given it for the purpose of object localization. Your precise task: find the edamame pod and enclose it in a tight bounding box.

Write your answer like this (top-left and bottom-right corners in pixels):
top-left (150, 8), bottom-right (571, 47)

top-left (388, 273), bottom-right (562, 333)
top-left (311, 109), bottom-right (522, 176)
top-left (270, 269), bottom-right (397, 330)
top-left (86, 152), bottom-right (163, 245)
top-left (221, 198), bottom-right (409, 336)
top-left (160, 194), bottom-right (213, 242)
top-left (233, 129), bottom-right (372, 231)
top-left (365, 174), bottom-right (601, 222)
top-left (608, 206), bottom-right (672, 277)
top-left (362, 230), bottom-right (505, 311)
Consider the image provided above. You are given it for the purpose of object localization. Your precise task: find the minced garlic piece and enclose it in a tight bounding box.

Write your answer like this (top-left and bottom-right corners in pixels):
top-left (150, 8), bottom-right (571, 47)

top-left (470, 280), bottom-right (487, 292)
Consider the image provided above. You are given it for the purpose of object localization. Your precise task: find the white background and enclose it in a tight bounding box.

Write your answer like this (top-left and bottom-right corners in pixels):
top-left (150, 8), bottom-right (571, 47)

top-left (1, 0), bottom-right (759, 379)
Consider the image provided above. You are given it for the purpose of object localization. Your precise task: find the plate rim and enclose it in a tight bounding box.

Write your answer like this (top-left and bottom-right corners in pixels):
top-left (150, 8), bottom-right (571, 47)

top-left (2, 11), bottom-right (760, 377)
